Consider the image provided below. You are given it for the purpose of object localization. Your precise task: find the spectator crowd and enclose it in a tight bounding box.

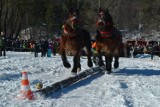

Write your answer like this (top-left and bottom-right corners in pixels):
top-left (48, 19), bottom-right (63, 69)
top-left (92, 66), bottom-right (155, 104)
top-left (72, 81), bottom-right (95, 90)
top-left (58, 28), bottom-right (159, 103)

top-left (123, 41), bottom-right (160, 59)
top-left (0, 31), bottom-right (160, 59)
top-left (0, 33), bottom-right (60, 57)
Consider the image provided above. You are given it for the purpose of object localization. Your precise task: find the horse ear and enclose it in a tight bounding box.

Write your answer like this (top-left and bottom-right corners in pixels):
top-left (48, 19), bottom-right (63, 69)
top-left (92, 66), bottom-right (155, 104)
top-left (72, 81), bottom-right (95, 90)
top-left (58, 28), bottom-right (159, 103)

top-left (98, 8), bottom-right (102, 12)
top-left (76, 9), bottom-right (79, 16)
top-left (104, 8), bottom-right (110, 16)
top-left (76, 9), bottom-right (79, 13)
top-left (69, 8), bottom-right (73, 13)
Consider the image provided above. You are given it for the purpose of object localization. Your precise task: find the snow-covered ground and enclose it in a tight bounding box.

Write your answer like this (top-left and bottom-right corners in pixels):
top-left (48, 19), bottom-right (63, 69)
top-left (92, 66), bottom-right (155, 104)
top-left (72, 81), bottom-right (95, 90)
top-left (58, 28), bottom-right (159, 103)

top-left (0, 51), bottom-right (160, 107)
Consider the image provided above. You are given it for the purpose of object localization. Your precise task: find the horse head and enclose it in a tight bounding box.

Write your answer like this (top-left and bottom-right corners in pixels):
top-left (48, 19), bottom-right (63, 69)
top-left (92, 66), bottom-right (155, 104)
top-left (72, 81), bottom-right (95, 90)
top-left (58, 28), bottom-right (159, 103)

top-left (96, 9), bottom-right (114, 31)
top-left (66, 8), bottom-right (80, 30)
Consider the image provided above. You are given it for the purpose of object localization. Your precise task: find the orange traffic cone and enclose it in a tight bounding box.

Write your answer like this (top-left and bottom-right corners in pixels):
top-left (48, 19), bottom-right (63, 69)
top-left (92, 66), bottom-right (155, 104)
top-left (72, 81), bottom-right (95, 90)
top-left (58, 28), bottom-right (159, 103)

top-left (17, 72), bottom-right (34, 100)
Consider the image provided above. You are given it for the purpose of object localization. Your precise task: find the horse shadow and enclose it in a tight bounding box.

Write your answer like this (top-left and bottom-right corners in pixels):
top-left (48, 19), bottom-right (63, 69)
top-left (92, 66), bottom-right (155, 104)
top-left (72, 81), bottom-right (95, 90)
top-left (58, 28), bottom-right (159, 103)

top-left (0, 73), bottom-right (21, 81)
top-left (48, 68), bottom-right (159, 99)
top-left (113, 68), bottom-right (160, 76)
top-left (49, 70), bottom-right (104, 99)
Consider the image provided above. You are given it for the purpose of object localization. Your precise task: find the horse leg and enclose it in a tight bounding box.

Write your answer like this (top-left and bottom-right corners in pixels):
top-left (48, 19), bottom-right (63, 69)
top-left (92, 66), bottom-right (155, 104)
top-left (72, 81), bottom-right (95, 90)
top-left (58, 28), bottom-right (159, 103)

top-left (105, 54), bottom-right (113, 74)
top-left (114, 55), bottom-right (119, 69)
top-left (71, 52), bottom-right (80, 74)
top-left (114, 48), bottom-right (121, 69)
top-left (97, 51), bottom-right (104, 67)
top-left (61, 49), bottom-right (71, 68)
top-left (85, 47), bottom-right (93, 67)
top-left (87, 55), bottom-right (93, 67)
top-left (77, 56), bottom-right (81, 71)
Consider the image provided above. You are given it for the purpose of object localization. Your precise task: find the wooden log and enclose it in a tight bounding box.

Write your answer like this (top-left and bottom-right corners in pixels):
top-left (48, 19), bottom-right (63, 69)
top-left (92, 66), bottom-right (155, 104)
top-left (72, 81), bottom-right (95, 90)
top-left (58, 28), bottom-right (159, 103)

top-left (35, 67), bottom-right (103, 96)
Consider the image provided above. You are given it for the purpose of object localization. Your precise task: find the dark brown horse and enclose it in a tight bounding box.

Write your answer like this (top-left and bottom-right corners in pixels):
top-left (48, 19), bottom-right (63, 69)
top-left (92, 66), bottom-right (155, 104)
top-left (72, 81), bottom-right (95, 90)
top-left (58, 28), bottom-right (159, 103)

top-left (60, 8), bottom-right (93, 75)
top-left (95, 9), bottom-right (123, 74)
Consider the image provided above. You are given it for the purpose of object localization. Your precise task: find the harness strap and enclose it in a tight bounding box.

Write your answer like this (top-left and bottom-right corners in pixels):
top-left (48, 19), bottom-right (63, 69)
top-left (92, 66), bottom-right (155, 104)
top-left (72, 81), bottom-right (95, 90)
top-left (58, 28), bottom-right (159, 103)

top-left (63, 24), bottom-right (76, 38)
top-left (100, 31), bottom-right (112, 35)
top-left (100, 30), bottom-right (113, 38)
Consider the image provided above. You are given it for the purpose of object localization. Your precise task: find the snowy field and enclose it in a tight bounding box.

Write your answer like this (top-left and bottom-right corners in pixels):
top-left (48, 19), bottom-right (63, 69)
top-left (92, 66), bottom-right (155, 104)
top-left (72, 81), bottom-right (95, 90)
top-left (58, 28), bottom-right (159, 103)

top-left (0, 51), bottom-right (160, 107)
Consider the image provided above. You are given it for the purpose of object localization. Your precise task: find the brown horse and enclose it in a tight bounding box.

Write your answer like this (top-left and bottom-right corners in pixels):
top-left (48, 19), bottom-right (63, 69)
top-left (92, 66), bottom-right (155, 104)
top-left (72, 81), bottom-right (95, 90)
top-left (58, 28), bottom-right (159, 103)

top-left (60, 8), bottom-right (93, 75)
top-left (95, 9), bottom-right (123, 74)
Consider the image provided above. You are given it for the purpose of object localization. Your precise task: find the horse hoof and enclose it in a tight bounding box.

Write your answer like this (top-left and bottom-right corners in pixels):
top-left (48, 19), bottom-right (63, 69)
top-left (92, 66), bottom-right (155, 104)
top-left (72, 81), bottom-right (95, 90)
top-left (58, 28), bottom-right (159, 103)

top-left (107, 70), bottom-right (112, 74)
top-left (71, 68), bottom-right (77, 75)
top-left (63, 62), bottom-right (71, 68)
top-left (99, 62), bottom-right (104, 67)
top-left (106, 67), bottom-right (111, 73)
top-left (88, 61), bottom-right (93, 67)
top-left (114, 62), bottom-right (119, 69)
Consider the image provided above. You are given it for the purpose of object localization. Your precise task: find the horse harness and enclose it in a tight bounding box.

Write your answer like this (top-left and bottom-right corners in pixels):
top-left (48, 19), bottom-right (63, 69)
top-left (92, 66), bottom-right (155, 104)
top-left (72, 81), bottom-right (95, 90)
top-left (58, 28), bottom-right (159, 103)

top-left (62, 24), bottom-right (85, 55)
top-left (63, 24), bottom-right (76, 37)
top-left (98, 27), bottom-right (122, 41)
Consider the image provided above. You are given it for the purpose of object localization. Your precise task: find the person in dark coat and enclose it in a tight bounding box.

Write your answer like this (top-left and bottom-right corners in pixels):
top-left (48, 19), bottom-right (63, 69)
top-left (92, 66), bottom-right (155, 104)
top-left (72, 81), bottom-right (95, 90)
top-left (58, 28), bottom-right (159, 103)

top-left (34, 40), bottom-right (40, 57)
top-left (150, 45), bottom-right (154, 60)
top-left (41, 39), bottom-right (48, 57)
top-left (0, 31), bottom-right (6, 56)
top-left (52, 41), bottom-right (58, 56)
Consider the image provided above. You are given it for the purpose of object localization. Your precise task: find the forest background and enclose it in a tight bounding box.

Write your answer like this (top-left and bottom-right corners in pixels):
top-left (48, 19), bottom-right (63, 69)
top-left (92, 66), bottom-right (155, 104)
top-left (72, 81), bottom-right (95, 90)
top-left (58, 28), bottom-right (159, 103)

top-left (0, 0), bottom-right (160, 40)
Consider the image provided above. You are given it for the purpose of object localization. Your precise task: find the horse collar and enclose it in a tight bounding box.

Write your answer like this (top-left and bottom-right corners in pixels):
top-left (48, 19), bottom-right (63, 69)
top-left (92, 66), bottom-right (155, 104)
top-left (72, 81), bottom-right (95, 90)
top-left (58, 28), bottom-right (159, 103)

top-left (99, 30), bottom-right (113, 38)
top-left (63, 24), bottom-right (76, 37)
top-left (100, 31), bottom-right (111, 35)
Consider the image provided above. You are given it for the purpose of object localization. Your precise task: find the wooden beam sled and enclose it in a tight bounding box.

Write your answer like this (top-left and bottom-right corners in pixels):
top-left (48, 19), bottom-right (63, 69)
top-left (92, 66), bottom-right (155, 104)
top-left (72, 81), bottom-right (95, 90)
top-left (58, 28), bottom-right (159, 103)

top-left (35, 67), bottom-right (103, 96)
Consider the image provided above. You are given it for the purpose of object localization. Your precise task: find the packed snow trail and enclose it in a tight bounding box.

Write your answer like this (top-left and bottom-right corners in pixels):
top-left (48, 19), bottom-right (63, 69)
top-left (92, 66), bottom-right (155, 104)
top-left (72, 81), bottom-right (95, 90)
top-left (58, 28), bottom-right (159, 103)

top-left (0, 52), bottom-right (160, 107)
